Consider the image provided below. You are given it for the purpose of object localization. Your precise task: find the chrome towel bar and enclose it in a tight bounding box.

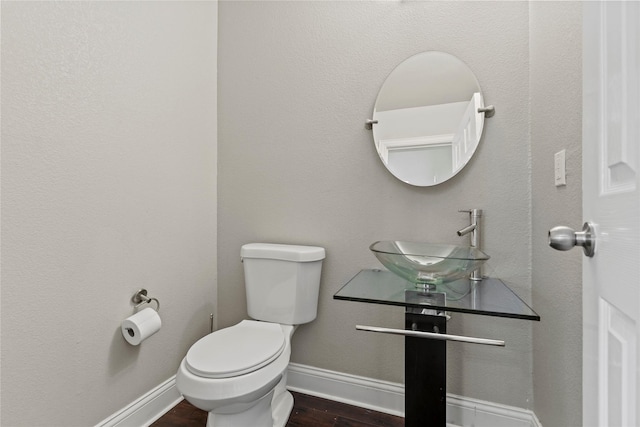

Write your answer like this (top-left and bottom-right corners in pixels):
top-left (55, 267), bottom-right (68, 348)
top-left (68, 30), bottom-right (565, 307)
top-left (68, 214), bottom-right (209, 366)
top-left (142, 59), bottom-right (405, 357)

top-left (356, 325), bottom-right (505, 347)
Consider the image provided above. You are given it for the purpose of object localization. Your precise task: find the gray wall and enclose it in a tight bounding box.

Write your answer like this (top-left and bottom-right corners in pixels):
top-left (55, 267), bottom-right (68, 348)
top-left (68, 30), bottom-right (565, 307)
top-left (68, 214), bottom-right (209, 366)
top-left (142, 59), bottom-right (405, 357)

top-left (531, 3), bottom-right (583, 426)
top-left (218, 0), bottom-right (535, 409)
top-left (1, 2), bottom-right (217, 425)
top-left (218, 1), bottom-right (584, 422)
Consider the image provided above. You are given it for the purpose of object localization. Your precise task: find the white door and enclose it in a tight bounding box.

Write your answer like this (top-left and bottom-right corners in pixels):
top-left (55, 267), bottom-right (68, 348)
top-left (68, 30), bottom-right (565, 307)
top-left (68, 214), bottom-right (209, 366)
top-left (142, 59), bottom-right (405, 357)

top-left (583, 2), bottom-right (640, 426)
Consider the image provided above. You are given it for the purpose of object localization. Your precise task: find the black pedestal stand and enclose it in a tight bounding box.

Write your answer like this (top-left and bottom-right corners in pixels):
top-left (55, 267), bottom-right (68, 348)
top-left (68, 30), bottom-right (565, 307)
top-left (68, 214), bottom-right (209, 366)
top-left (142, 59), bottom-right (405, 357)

top-left (404, 312), bottom-right (448, 427)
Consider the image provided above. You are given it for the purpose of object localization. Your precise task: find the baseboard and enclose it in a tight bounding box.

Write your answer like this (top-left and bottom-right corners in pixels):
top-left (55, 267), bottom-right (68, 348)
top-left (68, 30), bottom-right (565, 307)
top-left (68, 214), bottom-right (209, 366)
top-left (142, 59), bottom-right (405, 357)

top-left (94, 376), bottom-right (182, 427)
top-left (286, 362), bottom-right (405, 417)
top-left (446, 393), bottom-right (542, 427)
top-left (96, 364), bottom-right (543, 427)
top-left (287, 362), bottom-right (543, 427)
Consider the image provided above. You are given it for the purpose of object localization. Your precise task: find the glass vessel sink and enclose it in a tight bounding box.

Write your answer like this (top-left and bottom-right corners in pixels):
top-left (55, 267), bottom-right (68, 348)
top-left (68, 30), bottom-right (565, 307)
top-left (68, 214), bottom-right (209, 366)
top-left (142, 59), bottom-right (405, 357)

top-left (369, 240), bottom-right (490, 286)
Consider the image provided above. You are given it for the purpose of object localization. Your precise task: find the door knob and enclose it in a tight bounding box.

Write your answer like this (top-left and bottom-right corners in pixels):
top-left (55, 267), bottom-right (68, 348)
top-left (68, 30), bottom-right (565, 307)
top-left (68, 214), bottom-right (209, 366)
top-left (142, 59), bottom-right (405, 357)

top-left (548, 222), bottom-right (596, 257)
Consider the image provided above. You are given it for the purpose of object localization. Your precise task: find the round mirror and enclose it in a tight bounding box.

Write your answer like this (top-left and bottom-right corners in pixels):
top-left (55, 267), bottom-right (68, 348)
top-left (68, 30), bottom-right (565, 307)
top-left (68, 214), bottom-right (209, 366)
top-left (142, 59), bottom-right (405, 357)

top-left (371, 51), bottom-right (487, 186)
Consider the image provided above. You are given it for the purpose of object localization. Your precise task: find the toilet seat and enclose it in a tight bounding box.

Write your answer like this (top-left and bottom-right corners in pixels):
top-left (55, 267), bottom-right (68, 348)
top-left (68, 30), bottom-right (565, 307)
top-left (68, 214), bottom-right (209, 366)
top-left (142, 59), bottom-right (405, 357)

top-left (185, 320), bottom-right (286, 379)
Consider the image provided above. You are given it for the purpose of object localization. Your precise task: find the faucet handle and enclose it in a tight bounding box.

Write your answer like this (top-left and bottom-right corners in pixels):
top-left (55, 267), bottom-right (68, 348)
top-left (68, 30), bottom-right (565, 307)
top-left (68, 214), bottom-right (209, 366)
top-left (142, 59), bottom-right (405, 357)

top-left (458, 209), bottom-right (482, 216)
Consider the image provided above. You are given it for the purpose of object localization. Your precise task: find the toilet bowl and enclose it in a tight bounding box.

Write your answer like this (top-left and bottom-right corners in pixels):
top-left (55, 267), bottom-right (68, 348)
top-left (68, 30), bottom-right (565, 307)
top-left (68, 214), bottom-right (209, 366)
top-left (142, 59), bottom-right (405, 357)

top-left (176, 321), bottom-right (295, 427)
top-left (176, 243), bottom-right (325, 427)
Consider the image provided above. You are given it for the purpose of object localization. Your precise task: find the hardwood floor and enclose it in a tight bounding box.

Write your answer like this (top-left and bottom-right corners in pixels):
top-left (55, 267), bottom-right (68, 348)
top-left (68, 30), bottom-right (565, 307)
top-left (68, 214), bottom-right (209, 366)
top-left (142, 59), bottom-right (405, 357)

top-left (151, 391), bottom-right (404, 427)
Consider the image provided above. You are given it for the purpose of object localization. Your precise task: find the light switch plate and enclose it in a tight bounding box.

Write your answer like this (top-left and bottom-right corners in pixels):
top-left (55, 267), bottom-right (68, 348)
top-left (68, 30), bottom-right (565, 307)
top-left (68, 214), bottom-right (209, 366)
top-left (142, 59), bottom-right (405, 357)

top-left (555, 149), bottom-right (566, 186)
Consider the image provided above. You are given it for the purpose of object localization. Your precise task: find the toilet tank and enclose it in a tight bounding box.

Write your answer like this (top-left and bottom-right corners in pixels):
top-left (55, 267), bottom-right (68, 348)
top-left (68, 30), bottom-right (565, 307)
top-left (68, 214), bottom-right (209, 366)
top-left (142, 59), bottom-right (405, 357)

top-left (241, 243), bottom-right (325, 325)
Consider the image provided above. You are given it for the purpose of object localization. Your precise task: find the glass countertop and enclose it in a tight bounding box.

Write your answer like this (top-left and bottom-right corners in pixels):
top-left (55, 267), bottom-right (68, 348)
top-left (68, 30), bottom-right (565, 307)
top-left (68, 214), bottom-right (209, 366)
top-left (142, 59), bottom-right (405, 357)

top-left (334, 269), bottom-right (540, 321)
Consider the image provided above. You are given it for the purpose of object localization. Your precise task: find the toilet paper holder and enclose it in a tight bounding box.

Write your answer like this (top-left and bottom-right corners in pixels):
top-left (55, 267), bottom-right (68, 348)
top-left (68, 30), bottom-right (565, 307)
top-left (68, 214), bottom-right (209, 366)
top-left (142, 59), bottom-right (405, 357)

top-left (132, 289), bottom-right (160, 312)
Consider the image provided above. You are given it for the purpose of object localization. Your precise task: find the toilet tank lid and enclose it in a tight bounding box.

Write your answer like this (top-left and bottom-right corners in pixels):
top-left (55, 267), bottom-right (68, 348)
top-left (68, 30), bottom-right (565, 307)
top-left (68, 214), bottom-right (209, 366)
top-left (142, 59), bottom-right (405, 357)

top-left (241, 243), bottom-right (325, 262)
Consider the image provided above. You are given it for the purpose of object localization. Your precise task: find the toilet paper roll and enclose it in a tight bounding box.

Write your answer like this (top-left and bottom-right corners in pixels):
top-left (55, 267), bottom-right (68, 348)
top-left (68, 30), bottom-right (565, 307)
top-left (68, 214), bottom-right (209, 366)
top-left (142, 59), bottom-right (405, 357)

top-left (121, 307), bottom-right (162, 345)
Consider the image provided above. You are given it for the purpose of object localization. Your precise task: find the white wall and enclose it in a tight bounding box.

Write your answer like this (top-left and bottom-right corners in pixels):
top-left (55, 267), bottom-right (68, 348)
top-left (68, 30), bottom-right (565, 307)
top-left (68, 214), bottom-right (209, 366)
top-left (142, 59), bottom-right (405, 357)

top-left (218, 0), bottom-right (534, 410)
top-left (1, 2), bottom-right (217, 425)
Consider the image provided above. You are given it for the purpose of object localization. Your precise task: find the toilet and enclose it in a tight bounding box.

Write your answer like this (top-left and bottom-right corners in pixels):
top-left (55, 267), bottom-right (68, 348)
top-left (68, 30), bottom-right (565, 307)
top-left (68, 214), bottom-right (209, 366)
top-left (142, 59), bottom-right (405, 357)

top-left (176, 243), bottom-right (325, 427)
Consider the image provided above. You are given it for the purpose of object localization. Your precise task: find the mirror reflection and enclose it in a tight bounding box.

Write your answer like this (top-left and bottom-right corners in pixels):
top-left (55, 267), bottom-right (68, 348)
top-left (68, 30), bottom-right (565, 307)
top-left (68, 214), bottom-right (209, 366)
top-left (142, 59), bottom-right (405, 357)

top-left (371, 51), bottom-right (488, 186)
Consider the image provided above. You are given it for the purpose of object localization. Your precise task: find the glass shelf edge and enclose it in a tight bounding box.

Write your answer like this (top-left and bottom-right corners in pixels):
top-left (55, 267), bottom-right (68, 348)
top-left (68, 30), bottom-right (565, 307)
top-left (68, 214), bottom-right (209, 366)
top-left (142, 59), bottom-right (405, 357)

top-left (333, 269), bottom-right (540, 322)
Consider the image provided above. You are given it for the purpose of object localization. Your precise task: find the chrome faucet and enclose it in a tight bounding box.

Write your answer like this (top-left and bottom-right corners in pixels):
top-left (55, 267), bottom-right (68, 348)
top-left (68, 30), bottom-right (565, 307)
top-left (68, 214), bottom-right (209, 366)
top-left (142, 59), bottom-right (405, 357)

top-left (457, 209), bottom-right (483, 281)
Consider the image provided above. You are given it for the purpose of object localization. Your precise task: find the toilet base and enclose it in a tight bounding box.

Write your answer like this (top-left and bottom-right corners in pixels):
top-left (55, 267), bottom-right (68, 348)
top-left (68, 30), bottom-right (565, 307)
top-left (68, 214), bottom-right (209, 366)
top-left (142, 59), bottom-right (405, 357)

top-left (206, 389), bottom-right (275, 427)
top-left (272, 390), bottom-right (294, 427)
top-left (201, 387), bottom-right (294, 427)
